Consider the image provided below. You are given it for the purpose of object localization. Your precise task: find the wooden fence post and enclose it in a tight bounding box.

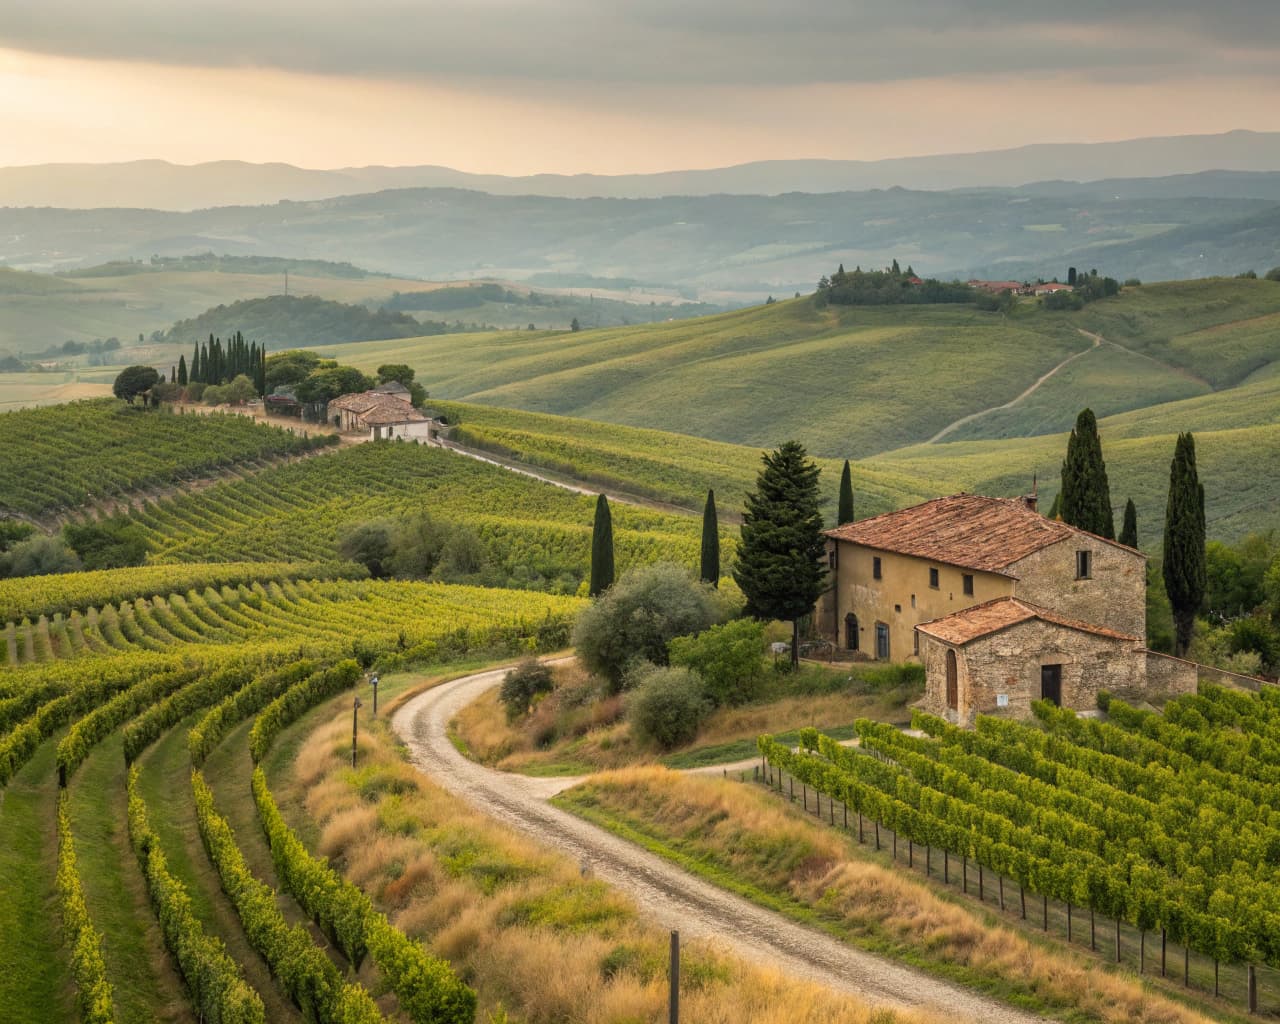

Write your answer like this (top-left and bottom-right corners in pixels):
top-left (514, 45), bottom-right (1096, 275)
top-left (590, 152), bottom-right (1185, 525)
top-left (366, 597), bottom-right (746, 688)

top-left (1020, 884), bottom-right (1026, 920)
top-left (1091, 910), bottom-right (1096, 952)
top-left (1067, 903), bottom-right (1072, 943)
top-left (669, 931), bottom-right (679, 1024)
top-left (1161, 929), bottom-right (1166, 977)
top-left (1114, 917), bottom-right (1121, 964)
top-left (1248, 964), bottom-right (1257, 1014)
top-left (874, 820), bottom-right (880, 851)
top-left (1043, 894), bottom-right (1048, 932)
top-left (943, 850), bottom-right (949, 884)
top-left (978, 864), bottom-right (984, 902)
top-left (1184, 944), bottom-right (1189, 986)
top-left (998, 875), bottom-right (1004, 911)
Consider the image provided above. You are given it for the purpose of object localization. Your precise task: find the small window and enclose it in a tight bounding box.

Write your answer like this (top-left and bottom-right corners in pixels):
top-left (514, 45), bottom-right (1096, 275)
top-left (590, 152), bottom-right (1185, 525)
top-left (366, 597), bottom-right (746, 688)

top-left (828, 546), bottom-right (838, 570)
top-left (929, 567), bottom-right (939, 589)
top-left (962, 574), bottom-right (974, 596)
top-left (872, 556), bottom-right (882, 580)
top-left (913, 629), bottom-right (920, 656)
top-left (910, 594), bottom-right (916, 609)
top-left (1076, 550), bottom-right (1092, 580)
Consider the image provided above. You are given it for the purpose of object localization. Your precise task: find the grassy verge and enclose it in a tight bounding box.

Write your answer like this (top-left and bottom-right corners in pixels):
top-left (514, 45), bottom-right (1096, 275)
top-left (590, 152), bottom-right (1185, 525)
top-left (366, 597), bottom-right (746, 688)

top-left (66, 732), bottom-right (192, 1024)
top-left (553, 767), bottom-right (1229, 1024)
top-left (281, 693), bottom-right (948, 1024)
top-left (0, 738), bottom-right (76, 1024)
top-left (453, 656), bottom-right (919, 775)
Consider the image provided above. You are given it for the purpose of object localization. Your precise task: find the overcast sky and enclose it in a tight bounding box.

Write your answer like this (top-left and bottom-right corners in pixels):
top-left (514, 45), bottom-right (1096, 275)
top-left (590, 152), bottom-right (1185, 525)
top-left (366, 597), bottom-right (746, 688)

top-left (3, 1), bottom-right (1279, 172)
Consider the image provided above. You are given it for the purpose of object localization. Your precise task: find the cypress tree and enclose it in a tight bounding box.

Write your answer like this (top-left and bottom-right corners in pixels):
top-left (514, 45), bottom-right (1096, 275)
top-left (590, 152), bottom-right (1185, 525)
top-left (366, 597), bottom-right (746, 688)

top-left (190, 343), bottom-right (200, 382)
top-left (733, 440), bottom-right (827, 667)
top-left (1119, 498), bottom-right (1138, 548)
top-left (837, 459), bottom-right (854, 525)
top-left (1060, 408), bottom-right (1114, 538)
top-left (1163, 433), bottom-right (1205, 657)
top-left (700, 489), bottom-right (720, 586)
top-left (254, 347), bottom-right (267, 396)
top-left (177, 354), bottom-right (188, 387)
top-left (589, 494), bottom-right (615, 597)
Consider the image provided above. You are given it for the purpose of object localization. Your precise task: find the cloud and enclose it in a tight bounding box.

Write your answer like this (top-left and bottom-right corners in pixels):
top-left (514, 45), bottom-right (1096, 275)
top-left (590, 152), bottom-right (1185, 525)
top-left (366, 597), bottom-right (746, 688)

top-left (3, 1), bottom-right (1278, 87)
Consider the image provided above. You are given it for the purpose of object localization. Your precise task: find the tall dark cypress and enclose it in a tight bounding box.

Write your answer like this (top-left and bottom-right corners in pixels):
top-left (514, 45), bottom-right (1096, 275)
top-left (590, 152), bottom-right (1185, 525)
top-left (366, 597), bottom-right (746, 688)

top-left (1163, 433), bottom-right (1205, 656)
top-left (733, 441), bottom-right (826, 667)
top-left (1059, 408), bottom-right (1114, 538)
top-left (1119, 498), bottom-right (1138, 548)
top-left (254, 345), bottom-right (267, 395)
top-left (177, 354), bottom-right (188, 387)
top-left (589, 494), bottom-right (615, 597)
top-left (700, 489), bottom-right (720, 586)
top-left (190, 343), bottom-right (200, 383)
top-left (837, 459), bottom-right (854, 526)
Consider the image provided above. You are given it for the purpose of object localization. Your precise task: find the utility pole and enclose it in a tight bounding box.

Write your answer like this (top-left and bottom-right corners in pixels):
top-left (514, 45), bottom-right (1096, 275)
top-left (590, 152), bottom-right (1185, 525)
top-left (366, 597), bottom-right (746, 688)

top-left (352, 696), bottom-right (363, 768)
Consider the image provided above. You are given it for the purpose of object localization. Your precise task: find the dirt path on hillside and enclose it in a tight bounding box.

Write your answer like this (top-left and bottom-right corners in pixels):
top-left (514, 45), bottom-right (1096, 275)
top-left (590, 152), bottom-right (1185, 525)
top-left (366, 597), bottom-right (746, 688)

top-left (434, 438), bottom-right (703, 517)
top-left (391, 668), bottom-right (1040, 1023)
top-left (926, 331), bottom-right (1101, 444)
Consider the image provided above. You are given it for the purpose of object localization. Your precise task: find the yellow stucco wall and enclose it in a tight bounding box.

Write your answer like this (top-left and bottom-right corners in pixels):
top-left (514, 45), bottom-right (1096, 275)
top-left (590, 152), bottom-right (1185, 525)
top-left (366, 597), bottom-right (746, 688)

top-left (818, 542), bottom-right (1014, 662)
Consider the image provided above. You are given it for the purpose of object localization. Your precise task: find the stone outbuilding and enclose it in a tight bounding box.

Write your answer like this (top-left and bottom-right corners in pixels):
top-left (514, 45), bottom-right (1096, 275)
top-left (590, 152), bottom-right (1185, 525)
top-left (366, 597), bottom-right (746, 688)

top-left (915, 597), bottom-right (1146, 725)
top-left (326, 390), bottom-right (438, 441)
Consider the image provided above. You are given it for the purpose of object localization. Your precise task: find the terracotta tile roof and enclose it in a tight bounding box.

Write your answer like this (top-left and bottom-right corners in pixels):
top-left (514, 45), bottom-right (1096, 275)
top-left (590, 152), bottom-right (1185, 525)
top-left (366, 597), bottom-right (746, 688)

top-left (916, 596), bottom-right (1141, 646)
top-left (327, 390), bottom-right (427, 425)
top-left (824, 493), bottom-right (1138, 574)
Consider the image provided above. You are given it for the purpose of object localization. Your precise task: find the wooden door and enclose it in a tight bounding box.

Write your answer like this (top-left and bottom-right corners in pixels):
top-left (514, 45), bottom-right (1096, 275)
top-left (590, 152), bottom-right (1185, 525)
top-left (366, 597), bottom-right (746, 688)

top-left (1041, 664), bottom-right (1062, 706)
top-left (845, 613), bottom-right (859, 651)
top-left (875, 622), bottom-right (890, 660)
top-left (946, 649), bottom-right (958, 710)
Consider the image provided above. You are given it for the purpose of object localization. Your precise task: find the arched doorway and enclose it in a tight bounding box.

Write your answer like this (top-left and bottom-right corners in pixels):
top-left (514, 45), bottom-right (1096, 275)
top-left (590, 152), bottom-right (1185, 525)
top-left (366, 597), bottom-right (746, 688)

top-left (946, 649), bottom-right (958, 710)
top-left (844, 613), bottom-right (859, 651)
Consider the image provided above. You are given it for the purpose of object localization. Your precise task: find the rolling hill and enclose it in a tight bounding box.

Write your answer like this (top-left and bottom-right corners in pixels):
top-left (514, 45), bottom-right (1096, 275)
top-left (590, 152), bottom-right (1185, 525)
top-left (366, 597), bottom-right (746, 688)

top-left (312, 278), bottom-right (1280, 460)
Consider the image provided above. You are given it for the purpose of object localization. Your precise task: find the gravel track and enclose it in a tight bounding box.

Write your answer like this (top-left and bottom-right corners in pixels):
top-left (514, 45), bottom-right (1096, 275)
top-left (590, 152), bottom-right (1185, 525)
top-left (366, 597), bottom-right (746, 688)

top-left (391, 667), bottom-right (1043, 1023)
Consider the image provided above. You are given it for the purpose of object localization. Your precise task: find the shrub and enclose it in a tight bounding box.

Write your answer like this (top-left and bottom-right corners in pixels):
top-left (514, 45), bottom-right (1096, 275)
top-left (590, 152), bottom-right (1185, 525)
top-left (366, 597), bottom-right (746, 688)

top-left (668, 618), bottom-right (765, 707)
top-left (2, 534), bottom-right (80, 578)
top-left (1266, 267), bottom-right (1280, 282)
top-left (627, 665), bottom-right (710, 749)
top-left (499, 658), bottom-right (555, 721)
top-left (338, 520), bottom-right (396, 578)
top-left (573, 563), bottom-right (723, 692)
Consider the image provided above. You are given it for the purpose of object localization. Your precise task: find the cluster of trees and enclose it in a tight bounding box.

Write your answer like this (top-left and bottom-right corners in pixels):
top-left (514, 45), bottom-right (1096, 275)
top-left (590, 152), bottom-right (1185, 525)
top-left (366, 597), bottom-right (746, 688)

top-left (1041, 267), bottom-right (1122, 310)
top-left (1050, 409), bottom-right (1209, 660)
top-left (264, 350), bottom-right (426, 410)
top-left (0, 517), bottom-right (147, 581)
top-left (813, 261), bottom-right (975, 308)
top-left (163, 295), bottom-right (428, 349)
top-left (184, 331), bottom-right (267, 393)
top-left (338, 511), bottom-right (488, 586)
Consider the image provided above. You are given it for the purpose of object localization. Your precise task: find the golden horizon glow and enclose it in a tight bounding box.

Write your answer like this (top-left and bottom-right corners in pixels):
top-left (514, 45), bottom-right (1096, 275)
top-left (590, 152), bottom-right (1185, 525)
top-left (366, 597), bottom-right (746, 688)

top-left (2, 47), bottom-right (1280, 175)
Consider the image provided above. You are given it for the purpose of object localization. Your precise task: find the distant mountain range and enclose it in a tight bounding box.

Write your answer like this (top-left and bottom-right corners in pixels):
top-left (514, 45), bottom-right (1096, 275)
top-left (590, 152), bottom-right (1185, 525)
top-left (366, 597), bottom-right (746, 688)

top-left (3, 180), bottom-right (1275, 292)
top-left (3, 130), bottom-right (1280, 210)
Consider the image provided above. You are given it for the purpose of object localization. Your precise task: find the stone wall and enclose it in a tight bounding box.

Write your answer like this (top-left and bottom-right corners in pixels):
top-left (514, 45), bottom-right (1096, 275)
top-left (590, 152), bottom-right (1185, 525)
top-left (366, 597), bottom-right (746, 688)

top-left (1143, 650), bottom-right (1199, 699)
top-left (926, 618), bottom-right (1146, 725)
top-left (1008, 537), bottom-right (1146, 639)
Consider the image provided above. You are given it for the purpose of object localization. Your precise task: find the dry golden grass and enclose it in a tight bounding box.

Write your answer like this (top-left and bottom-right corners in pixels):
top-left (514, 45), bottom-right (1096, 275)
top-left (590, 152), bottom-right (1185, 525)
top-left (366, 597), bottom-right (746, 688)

top-left (288, 706), bottom-right (943, 1024)
top-left (562, 767), bottom-right (1219, 1024)
top-left (452, 657), bottom-right (914, 775)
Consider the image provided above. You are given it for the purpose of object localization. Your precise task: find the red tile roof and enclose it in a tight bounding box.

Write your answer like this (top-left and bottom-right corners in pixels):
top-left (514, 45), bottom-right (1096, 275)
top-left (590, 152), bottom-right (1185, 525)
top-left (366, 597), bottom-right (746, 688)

top-left (916, 596), bottom-right (1141, 646)
top-left (328, 390), bottom-right (428, 425)
top-left (824, 493), bottom-right (1138, 574)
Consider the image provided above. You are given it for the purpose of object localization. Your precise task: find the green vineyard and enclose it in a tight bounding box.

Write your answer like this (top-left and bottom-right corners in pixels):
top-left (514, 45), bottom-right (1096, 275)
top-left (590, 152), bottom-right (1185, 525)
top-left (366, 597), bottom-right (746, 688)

top-left (2, 576), bottom-right (583, 667)
top-left (759, 685), bottom-right (1280, 1004)
top-left (1, 568), bottom-right (581, 1023)
top-left (0, 400), bottom-right (332, 519)
top-left (117, 442), bottom-right (727, 587)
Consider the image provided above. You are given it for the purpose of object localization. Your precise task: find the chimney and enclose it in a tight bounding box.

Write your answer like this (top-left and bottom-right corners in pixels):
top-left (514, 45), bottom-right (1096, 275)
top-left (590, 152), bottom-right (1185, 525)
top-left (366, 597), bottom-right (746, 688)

top-left (1023, 473), bottom-right (1039, 513)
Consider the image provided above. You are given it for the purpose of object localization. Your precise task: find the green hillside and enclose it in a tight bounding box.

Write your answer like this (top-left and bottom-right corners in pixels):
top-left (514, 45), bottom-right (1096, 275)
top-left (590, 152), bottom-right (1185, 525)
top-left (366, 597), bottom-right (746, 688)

top-left (437, 391), bottom-right (1280, 547)
top-left (316, 278), bottom-right (1280, 459)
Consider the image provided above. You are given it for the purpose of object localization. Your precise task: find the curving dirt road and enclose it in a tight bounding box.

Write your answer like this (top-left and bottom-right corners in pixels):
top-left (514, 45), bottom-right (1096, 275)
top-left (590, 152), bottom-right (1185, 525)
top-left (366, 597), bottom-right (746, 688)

top-left (391, 667), bottom-right (1041, 1023)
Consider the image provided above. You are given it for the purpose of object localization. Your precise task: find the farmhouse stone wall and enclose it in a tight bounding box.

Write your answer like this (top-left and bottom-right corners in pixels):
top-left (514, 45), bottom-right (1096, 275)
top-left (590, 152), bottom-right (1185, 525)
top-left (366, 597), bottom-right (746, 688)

top-left (921, 619), bottom-right (1145, 726)
top-left (1007, 538), bottom-right (1146, 639)
top-left (1143, 651), bottom-right (1199, 699)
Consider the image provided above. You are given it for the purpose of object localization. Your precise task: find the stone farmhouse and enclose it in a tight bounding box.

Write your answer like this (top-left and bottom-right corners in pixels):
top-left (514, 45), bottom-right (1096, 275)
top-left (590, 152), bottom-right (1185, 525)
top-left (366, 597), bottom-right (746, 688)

top-left (327, 387), bottom-right (439, 442)
top-left (817, 492), bottom-right (1202, 725)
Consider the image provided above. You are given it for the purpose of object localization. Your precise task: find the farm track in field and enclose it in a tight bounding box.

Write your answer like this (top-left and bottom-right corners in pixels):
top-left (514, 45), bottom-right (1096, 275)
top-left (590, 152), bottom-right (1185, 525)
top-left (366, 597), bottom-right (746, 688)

top-left (392, 667), bottom-right (1041, 1024)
